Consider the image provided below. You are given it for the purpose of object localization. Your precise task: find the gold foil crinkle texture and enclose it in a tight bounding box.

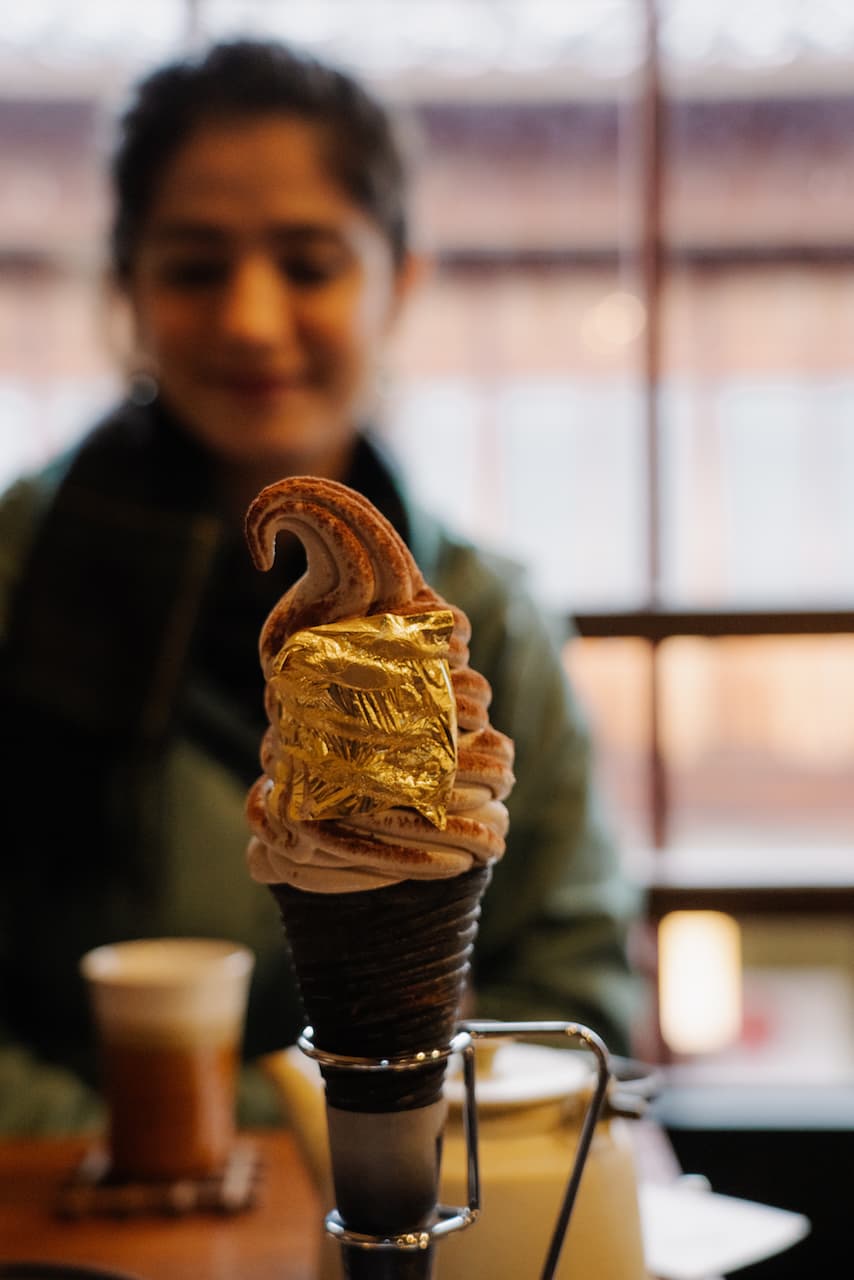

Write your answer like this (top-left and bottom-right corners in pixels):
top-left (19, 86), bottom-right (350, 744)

top-left (269, 610), bottom-right (457, 827)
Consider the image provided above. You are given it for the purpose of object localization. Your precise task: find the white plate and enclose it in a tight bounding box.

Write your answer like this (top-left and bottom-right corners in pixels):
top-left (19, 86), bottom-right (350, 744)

top-left (443, 1041), bottom-right (592, 1109)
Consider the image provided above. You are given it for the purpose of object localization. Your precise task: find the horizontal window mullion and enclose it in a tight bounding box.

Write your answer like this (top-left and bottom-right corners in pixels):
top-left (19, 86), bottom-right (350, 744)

top-left (572, 610), bottom-right (854, 640)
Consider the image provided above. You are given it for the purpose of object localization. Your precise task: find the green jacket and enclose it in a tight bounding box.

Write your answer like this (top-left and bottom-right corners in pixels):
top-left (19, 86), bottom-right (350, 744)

top-left (0, 401), bottom-right (639, 1134)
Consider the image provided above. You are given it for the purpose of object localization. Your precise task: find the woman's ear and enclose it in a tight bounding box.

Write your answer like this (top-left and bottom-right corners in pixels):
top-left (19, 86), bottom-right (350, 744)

top-left (96, 267), bottom-right (159, 399)
top-left (387, 250), bottom-right (433, 328)
top-left (399, 250), bottom-right (434, 295)
top-left (96, 268), bottom-right (135, 371)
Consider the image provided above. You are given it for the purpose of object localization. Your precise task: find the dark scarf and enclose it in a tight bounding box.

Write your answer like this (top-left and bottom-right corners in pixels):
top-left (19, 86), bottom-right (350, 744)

top-left (1, 398), bottom-right (410, 890)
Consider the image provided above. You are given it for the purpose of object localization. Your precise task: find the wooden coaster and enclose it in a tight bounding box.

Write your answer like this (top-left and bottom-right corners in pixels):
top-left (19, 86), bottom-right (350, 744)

top-left (57, 1140), bottom-right (262, 1219)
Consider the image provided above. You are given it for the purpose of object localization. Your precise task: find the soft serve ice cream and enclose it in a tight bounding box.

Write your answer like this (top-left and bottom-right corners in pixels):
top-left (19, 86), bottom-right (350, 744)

top-left (245, 476), bottom-right (514, 892)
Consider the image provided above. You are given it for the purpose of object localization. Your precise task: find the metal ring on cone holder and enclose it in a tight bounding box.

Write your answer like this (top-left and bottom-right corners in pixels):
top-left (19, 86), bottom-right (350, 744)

top-left (297, 1019), bottom-right (611, 1280)
top-left (298, 1026), bottom-right (470, 1073)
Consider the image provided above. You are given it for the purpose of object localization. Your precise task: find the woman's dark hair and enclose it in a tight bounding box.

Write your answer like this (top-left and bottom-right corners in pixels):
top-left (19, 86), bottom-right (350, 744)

top-left (110, 38), bottom-right (410, 278)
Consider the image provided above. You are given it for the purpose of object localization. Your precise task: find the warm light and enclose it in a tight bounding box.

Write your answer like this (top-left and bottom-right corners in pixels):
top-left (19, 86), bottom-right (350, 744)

top-left (658, 911), bottom-right (742, 1055)
top-left (581, 290), bottom-right (646, 352)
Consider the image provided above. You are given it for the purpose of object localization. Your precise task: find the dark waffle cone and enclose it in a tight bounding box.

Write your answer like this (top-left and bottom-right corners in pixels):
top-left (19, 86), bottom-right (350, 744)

top-left (269, 864), bottom-right (491, 1112)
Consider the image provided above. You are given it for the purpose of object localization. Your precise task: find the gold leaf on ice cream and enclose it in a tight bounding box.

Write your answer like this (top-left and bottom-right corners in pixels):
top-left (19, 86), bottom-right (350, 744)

top-left (267, 610), bottom-right (457, 827)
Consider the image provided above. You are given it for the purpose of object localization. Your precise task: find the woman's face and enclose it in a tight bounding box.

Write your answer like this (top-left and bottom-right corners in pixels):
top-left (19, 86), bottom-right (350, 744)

top-left (128, 115), bottom-right (411, 472)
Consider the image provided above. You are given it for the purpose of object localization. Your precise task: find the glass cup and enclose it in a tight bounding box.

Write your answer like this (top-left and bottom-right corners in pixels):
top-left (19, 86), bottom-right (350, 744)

top-left (80, 938), bottom-right (254, 1182)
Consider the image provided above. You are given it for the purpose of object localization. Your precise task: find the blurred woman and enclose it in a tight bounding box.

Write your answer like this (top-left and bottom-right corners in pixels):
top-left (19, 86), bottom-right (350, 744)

top-left (0, 39), bottom-right (639, 1133)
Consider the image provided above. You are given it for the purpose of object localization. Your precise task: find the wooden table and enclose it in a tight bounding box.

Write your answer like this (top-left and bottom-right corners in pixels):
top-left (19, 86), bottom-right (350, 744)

top-left (0, 1131), bottom-right (321, 1279)
top-left (0, 1123), bottom-right (686, 1280)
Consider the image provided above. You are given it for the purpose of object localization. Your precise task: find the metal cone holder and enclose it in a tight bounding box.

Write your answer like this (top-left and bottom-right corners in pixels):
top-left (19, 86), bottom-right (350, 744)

top-left (298, 1018), bottom-right (612, 1280)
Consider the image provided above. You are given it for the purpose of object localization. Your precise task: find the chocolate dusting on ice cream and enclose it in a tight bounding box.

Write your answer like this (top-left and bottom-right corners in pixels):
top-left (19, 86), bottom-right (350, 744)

top-left (245, 476), bottom-right (514, 895)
